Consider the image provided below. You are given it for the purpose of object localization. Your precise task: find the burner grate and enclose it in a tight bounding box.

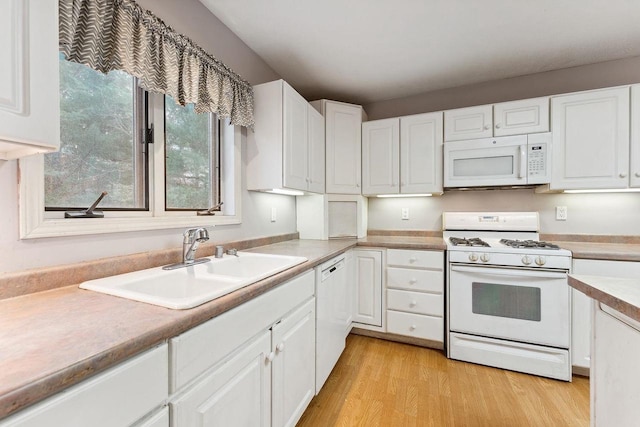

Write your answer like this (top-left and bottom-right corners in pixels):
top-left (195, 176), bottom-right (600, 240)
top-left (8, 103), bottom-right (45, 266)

top-left (449, 237), bottom-right (490, 247)
top-left (499, 239), bottom-right (560, 250)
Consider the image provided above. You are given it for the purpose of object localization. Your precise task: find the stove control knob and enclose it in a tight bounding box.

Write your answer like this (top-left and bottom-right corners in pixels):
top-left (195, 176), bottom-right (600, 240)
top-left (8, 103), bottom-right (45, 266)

top-left (522, 255), bottom-right (532, 265)
top-left (535, 256), bottom-right (546, 266)
top-left (480, 253), bottom-right (490, 263)
top-left (468, 253), bottom-right (478, 262)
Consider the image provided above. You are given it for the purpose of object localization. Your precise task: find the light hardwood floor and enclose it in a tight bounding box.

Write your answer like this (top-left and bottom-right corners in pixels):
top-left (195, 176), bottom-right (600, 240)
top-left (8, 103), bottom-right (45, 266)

top-left (298, 335), bottom-right (590, 427)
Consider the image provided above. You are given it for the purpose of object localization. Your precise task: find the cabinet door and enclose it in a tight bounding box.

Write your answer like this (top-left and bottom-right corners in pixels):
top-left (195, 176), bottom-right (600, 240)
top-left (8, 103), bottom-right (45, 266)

top-left (307, 105), bottom-right (325, 193)
top-left (493, 97), bottom-right (549, 136)
top-left (631, 85), bottom-right (640, 187)
top-left (272, 299), bottom-right (316, 427)
top-left (352, 250), bottom-right (382, 327)
top-left (0, 0), bottom-right (60, 159)
top-left (362, 118), bottom-right (399, 195)
top-left (551, 87), bottom-right (630, 190)
top-left (444, 105), bottom-right (492, 141)
top-left (283, 83), bottom-right (309, 191)
top-left (171, 331), bottom-right (271, 427)
top-left (400, 112), bottom-right (443, 194)
top-left (325, 101), bottom-right (362, 194)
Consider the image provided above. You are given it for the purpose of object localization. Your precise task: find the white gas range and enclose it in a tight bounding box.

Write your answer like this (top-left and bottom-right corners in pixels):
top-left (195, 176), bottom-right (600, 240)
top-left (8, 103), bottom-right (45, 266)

top-left (444, 212), bottom-right (572, 381)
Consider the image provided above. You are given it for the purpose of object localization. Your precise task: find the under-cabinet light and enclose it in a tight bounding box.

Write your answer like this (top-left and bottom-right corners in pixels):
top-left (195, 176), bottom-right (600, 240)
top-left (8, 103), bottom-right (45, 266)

top-left (377, 194), bottom-right (432, 198)
top-left (266, 188), bottom-right (305, 196)
top-left (563, 189), bottom-right (640, 194)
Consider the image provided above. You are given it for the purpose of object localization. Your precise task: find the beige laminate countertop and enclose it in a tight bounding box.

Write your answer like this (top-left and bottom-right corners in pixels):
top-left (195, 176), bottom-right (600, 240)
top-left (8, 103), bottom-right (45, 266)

top-left (550, 241), bottom-right (640, 262)
top-left (569, 274), bottom-right (640, 323)
top-left (0, 236), bottom-right (446, 419)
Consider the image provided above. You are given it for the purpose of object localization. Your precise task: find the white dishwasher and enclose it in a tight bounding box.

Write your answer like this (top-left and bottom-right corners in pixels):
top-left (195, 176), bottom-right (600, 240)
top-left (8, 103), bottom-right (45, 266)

top-left (315, 254), bottom-right (347, 394)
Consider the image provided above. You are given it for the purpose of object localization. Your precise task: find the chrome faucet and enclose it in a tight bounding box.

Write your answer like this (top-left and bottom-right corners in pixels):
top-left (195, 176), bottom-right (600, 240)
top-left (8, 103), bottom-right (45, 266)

top-left (163, 227), bottom-right (211, 270)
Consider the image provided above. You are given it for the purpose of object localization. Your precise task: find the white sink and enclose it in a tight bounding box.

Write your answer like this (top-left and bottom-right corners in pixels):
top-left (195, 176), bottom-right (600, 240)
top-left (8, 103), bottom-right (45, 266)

top-left (79, 252), bottom-right (308, 309)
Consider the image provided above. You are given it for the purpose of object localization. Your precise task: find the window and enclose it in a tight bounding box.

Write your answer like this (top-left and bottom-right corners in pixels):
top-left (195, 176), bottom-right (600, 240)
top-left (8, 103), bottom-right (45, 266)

top-left (19, 57), bottom-right (241, 239)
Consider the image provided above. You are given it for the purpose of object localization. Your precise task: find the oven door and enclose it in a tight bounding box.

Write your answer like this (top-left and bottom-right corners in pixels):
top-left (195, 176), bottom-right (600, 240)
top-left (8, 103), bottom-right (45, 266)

top-left (444, 135), bottom-right (527, 188)
top-left (449, 264), bottom-right (569, 348)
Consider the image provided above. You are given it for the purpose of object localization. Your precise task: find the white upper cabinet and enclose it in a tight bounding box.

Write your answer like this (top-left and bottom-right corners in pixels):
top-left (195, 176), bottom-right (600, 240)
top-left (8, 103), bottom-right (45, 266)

top-left (247, 80), bottom-right (324, 194)
top-left (312, 100), bottom-right (365, 194)
top-left (550, 87), bottom-right (630, 190)
top-left (444, 98), bottom-right (549, 142)
top-left (493, 97), bottom-right (549, 136)
top-left (361, 112), bottom-right (443, 196)
top-left (630, 85), bottom-right (640, 188)
top-left (444, 105), bottom-right (492, 141)
top-left (400, 112), bottom-right (443, 194)
top-left (362, 118), bottom-right (399, 195)
top-left (0, 0), bottom-right (60, 159)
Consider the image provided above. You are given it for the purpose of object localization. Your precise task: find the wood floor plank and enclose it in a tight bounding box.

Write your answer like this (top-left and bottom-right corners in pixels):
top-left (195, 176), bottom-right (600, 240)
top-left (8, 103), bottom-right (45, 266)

top-left (298, 335), bottom-right (590, 427)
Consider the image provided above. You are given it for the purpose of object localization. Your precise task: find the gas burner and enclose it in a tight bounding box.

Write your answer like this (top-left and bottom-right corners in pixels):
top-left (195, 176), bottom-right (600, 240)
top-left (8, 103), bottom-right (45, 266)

top-left (449, 237), bottom-right (490, 247)
top-left (499, 239), bottom-right (560, 250)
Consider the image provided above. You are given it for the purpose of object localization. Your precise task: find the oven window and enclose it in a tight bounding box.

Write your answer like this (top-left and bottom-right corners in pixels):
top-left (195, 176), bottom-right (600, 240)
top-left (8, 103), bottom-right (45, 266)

top-left (472, 282), bottom-right (541, 321)
top-left (453, 156), bottom-right (514, 177)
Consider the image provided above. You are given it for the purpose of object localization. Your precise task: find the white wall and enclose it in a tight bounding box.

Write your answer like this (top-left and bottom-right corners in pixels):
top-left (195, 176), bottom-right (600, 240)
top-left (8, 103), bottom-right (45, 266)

top-left (368, 189), bottom-right (640, 235)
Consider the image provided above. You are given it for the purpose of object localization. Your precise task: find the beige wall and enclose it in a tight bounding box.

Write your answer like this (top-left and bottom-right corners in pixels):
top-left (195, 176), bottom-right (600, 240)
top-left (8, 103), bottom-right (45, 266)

top-left (364, 56), bottom-right (640, 120)
top-left (0, 0), bottom-right (291, 274)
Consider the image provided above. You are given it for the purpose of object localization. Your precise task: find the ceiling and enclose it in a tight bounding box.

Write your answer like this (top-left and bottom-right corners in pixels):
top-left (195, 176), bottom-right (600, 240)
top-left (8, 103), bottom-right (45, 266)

top-left (199, 0), bottom-right (640, 105)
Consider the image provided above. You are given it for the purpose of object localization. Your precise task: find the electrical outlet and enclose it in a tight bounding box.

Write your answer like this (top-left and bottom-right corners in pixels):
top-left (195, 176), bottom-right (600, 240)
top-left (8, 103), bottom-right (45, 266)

top-left (271, 207), bottom-right (277, 222)
top-left (401, 208), bottom-right (409, 220)
top-left (556, 206), bottom-right (567, 221)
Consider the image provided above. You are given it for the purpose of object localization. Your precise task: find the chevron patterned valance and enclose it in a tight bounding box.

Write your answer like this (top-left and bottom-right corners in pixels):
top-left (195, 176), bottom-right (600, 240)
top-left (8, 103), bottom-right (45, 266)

top-left (59, 0), bottom-right (254, 128)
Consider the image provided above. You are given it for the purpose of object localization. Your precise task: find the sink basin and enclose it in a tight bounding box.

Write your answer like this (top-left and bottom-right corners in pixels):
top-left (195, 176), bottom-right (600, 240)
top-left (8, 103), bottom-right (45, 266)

top-left (79, 252), bottom-right (308, 309)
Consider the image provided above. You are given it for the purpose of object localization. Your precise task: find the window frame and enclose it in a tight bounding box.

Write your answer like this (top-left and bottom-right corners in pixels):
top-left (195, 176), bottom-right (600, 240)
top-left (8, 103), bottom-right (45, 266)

top-left (18, 92), bottom-right (242, 239)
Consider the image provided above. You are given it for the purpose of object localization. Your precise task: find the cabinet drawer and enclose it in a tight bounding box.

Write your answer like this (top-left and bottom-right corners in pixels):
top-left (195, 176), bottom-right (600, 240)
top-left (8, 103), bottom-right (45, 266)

top-left (387, 267), bottom-right (443, 293)
top-left (387, 249), bottom-right (443, 269)
top-left (1, 345), bottom-right (168, 427)
top-left (170, 270), bottom-right (314, 392)
top-left (387, 289), bottom-right (443, 316)
top-left (387, 311), bottom-right (443, 342)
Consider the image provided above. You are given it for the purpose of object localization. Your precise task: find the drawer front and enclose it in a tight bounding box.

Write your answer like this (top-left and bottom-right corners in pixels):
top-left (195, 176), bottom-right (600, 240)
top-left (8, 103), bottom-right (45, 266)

top-left (387, 267), bottom-right (443, 293)
top-left (170, 270), bottom-right (314, 392)
top-left (1, 345), bottom-right (168, 427)
top-left (387, 310), bottom-right (443, 342)
top-left (387, 249), bottom-right (443, 269)
top-left (387, 289), bottom-right (443, 316)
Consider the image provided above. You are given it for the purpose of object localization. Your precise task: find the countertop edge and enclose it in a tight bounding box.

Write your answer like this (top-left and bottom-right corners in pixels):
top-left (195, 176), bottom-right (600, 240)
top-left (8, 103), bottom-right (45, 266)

top-left (569, 275), bottom-right (640, 323)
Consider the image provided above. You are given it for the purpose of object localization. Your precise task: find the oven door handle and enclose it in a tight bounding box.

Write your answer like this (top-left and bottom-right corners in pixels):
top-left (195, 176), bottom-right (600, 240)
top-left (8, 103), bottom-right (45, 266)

top-left (450, 265), bottom-right (567, 280)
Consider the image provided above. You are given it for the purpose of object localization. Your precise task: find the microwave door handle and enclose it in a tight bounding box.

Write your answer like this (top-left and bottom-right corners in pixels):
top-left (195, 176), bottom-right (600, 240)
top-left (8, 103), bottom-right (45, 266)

top-left (518, 145), bottom-right (526, 179)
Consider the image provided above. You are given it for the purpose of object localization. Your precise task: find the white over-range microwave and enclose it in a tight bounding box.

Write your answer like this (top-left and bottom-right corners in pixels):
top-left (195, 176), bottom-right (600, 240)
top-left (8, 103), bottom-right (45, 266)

top-left (444, 133), bottom-right (551, 188)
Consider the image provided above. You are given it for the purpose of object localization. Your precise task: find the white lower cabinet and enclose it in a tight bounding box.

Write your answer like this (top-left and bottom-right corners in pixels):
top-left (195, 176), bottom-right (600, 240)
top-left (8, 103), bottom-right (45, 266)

top-left (352, 249), bottom-right (383, 328)
top-left (0, 344), bottom-right (169, 427)
top-left (169, 270), bottom-right (316, 427)
top-left (592, 302), bottom-right (640, 426)
top-left (386, 249), bottom-right (444, 343)
top-left (571, 259), bottom-right (640, 373)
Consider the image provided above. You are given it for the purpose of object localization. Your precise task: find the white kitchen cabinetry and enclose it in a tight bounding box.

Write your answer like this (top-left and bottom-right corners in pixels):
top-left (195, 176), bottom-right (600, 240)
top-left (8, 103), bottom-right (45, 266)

top-left (550, 87), bottom-right (630, 190)
top-left (630, 84), bottom-right (640, 187)
top-left (0, 345), bottom-right (168, 427)
top-left (444, 98), bottom-right (549, 142)
top-left (352, 249), bottom-right (383, 328)
top-left (386, 249), bottom-right (444, 344)
top-left (272, 299), bottom-right (316, 427)
top-left (444, 105), bottom-right (493, 141)
top-left (592, 302), bottom-right (640, 426)
top-left (362, 112), bottom-right (443, 196)
top-left (571, 259), bottom-right (640, 373)
top-left (362, 118), bottom-right (399, 195)
top-left (247, 80), bottom-right (324, 193)
top-left (169, 270), bottom-right (316, 427)
top-left (0, 0), bottom-right (60, 159)
top-left (311, 99), bottom-right (366, 194)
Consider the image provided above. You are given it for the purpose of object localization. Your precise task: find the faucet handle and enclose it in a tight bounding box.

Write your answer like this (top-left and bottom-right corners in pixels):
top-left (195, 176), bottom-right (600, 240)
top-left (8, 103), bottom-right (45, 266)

top-left (227, 248), bottom-right (239, 257)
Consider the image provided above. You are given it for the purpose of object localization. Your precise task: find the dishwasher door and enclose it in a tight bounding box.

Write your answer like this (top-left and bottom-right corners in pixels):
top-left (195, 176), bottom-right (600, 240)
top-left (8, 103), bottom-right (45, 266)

top-left (315, 255), bottom-right (347, 394)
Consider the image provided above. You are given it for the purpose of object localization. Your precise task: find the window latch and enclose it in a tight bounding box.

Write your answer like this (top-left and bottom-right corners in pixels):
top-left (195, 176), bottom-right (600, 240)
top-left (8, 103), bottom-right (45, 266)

top-left (145, 124), bottom-right (154, 144)
top-left (197, 201), bottom-right (223, 216)
top-left (65, 192), bottom-right (108, 218)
